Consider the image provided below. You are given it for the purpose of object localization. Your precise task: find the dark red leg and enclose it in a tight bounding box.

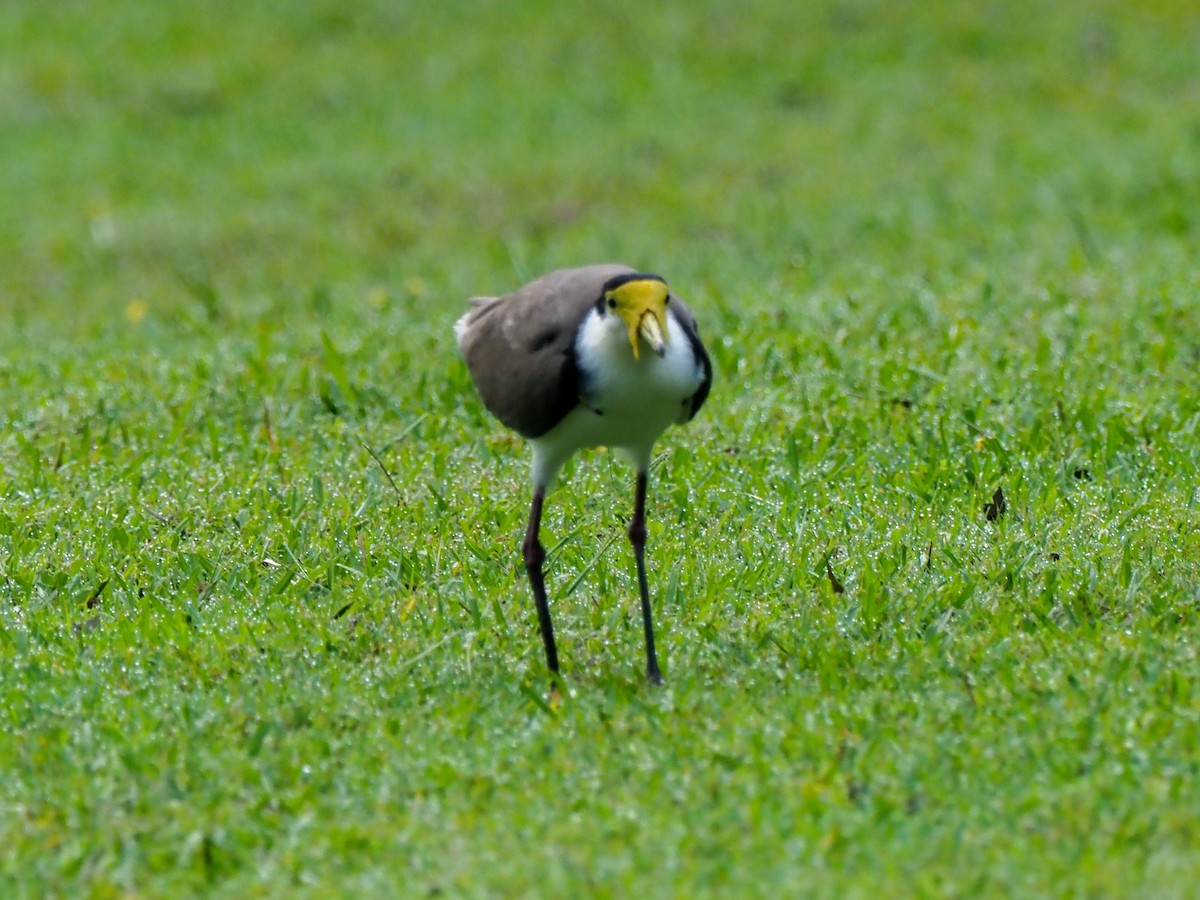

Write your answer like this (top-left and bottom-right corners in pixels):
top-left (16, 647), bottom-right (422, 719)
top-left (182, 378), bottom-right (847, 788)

top-left (522, 486), bottom-right (559, 677)
top-left (629, 471), bottom-right (663, 684)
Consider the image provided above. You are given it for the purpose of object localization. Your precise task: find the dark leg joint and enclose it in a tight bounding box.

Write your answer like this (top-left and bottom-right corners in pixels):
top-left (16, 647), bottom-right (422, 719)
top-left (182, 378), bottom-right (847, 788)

top-left (522, 532), bottom-right (545, 572)
top-left (627, 517), bottom-right (646, 547)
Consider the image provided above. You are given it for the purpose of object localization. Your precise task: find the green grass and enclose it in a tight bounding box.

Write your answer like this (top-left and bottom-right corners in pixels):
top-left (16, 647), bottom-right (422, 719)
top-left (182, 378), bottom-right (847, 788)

top-left (3, 0), bottom-right (1200, 895)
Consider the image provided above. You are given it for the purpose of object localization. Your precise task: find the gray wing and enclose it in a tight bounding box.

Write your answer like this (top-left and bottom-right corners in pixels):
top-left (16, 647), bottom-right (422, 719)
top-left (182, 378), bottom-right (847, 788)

top-left (456, 264), bottom-right (636, 438)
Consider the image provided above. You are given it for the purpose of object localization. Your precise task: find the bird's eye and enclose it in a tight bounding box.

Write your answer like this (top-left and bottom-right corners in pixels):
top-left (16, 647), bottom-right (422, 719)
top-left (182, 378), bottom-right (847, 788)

top-left (607, 297), bottom-right (617, 310)
top-left (664, 296), bottom-right (671, 305)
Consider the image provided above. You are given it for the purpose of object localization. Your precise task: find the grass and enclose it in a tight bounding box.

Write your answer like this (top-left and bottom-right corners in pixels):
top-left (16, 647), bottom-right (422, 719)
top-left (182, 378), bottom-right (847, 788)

top-left (2, 0), bottom-right (1200, 895)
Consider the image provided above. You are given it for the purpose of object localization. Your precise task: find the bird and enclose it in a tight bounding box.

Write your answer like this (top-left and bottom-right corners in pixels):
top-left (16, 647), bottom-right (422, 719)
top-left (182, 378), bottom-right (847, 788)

top-left (454, 264), bottom-right (712, 684)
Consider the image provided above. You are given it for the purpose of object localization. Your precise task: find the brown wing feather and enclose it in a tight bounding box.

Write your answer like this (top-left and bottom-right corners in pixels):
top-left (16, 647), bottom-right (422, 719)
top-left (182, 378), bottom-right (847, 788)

top-left (457, 264), bottom-right (636, 438)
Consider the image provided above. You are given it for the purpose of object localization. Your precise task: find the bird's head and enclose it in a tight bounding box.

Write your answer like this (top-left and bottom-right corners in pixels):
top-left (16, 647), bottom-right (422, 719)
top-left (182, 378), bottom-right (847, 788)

top-left (601, 274), bottom-right (671, 360)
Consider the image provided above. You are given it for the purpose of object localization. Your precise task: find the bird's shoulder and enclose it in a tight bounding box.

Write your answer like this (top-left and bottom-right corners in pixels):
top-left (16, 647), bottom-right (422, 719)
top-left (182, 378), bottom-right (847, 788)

top-left (666, 296), bottom-right (712, 422)
top-left (460, 264), bottom-right (635, 352)
top-left (456, 265), bottom-right (636, 438)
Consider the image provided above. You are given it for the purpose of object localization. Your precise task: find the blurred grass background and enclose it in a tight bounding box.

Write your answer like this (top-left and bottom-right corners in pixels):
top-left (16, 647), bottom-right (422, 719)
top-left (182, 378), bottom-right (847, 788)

top-left (3, 0), bottom-right (1200, 895)
top-left (4, 0), bottom-right (1195, 323)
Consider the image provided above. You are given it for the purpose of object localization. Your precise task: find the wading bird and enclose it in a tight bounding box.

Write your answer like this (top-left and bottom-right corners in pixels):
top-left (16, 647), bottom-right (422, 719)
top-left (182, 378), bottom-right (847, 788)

top-left (455, 265), bottom-right (712, 683)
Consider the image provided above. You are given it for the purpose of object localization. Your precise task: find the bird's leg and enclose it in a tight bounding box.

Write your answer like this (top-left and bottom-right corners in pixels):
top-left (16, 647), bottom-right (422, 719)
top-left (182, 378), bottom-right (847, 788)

top-left (629, 471), bottom-right (663, 684)
top-left (522, 485), bottom-right (560, 678)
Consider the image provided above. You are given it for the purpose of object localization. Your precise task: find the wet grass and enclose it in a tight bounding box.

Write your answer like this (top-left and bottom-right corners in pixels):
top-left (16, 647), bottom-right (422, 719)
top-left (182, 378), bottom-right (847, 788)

top-left (2, 0), bottom-right (1200, 895)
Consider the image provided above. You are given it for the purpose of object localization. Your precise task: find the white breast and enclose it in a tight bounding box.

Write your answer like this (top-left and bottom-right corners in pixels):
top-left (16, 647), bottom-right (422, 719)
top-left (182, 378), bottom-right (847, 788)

top-left (529, 307), bottom-right (704, 487)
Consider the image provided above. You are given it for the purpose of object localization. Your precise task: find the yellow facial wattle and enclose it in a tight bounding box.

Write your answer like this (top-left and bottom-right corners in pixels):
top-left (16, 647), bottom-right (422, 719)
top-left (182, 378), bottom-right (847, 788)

top-left (607, 279), bottom-right (670, 360)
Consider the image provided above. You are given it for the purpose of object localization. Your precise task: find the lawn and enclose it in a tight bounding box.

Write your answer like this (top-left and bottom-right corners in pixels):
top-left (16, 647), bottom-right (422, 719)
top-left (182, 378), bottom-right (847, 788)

top-left (2, 0), bottom-right (1199, 895)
